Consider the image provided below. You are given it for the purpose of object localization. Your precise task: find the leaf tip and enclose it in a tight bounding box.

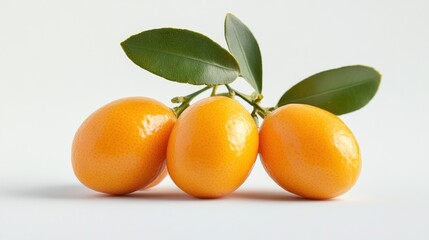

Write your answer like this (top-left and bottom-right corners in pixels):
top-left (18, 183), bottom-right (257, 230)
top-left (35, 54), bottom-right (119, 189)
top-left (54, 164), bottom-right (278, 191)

top-left (357, 64), bottom-right (382, 84)
top-left (225, 13), bottom-right (235, 18)
top-left (120, 36), bottom-right (132, 53)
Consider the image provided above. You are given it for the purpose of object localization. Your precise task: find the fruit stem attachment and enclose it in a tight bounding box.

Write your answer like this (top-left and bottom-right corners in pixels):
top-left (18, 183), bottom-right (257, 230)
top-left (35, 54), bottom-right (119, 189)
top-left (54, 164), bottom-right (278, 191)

top-left (211, 85), bottom-right (218, 96)
top-left (225, 84), bottom-right (271, 118)
top-left (172, 86), bottom-right (212, 117)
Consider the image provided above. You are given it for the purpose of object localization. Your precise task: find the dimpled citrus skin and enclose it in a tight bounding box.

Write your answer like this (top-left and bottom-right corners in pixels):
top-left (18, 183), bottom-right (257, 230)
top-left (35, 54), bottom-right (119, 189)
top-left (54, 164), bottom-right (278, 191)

top-left (167, 96), bottom-right (259, 198)
top-left (259, 104), bottom-right (361, 200)
top-left (72, 97), bottom-right (176, 195)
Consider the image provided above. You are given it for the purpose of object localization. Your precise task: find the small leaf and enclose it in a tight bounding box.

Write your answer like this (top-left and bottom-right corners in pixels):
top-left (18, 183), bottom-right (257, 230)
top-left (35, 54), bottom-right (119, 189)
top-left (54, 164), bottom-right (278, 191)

top-left (225, 13), bottom-right (263, 93)
top-left (121, 28), bottom-right (240, 85)
top-left (277, 65), bottom-right (381, 115)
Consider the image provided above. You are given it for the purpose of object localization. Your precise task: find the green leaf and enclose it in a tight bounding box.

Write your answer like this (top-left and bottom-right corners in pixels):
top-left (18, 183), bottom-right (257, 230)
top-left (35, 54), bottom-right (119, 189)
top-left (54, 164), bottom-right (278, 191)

top-left (277, 65), bottom-right (381, 115)
top-left (225, 13), bottom-right (263, 93)
top-left (121, 28), bottom-right (240, 85)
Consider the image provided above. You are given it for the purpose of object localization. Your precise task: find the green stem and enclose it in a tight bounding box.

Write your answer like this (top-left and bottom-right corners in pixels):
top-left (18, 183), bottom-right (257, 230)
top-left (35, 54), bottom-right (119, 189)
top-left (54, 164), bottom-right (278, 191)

top-left (215, 92), bottom-right (230, 97)
top-left (211, 85), bottom-right (218, 96)
top-left (225, 84), bottom-right (270, 118)
top-left (173, 86), bottom-right (212, 116)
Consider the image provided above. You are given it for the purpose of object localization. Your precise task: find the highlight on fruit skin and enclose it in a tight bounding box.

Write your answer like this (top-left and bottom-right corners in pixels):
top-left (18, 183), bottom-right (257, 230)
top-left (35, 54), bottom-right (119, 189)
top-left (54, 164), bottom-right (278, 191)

top-left (72, 97), bottom-right (176, 195)
top-left (259, 104), bottom-right (361, 200)
top-left (167, 96), bottom-right (259, 199)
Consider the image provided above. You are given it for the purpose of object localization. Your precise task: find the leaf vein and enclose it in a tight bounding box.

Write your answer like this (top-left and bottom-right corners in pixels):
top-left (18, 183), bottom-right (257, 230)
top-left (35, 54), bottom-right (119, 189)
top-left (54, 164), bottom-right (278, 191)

top-left (128, 45), bottom-right (236, 72)
top-left (284, 79), bottom-right (374, 103)
top-left (230, 24), bottom-right (257, 89)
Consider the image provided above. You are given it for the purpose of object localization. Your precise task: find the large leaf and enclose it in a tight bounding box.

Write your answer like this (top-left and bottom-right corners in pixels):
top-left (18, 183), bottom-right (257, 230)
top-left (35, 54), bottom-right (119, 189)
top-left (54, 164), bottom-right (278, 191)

top-left (121, 28), bottom-right (240, 85)
top-left (225, 13), bottom-right (263, 93)
top-left (277, 65), bottom-right (381, 115)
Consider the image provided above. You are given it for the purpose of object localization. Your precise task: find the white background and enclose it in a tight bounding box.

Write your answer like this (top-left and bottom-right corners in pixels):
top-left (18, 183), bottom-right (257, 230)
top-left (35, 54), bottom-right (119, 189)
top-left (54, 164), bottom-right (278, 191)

top-left (1, 0), bottom-right (428, 239)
